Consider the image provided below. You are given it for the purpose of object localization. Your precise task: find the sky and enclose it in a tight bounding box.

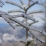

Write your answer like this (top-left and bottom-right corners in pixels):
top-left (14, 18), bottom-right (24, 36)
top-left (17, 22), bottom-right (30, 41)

top-left (0, 0), bottom-right (45, 27)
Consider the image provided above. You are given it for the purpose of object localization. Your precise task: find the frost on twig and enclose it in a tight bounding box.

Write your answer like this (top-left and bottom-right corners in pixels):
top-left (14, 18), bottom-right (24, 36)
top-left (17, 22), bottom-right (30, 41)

top-left (0, 0), bottom-right (4, 7)
top-left (28, 10), bottom-right (43, 15)
top-left (26, 1), bottom-right (38, 11)
top-left (20, 37), bottom-right (34, 46)
top-left (20, 0), bottom-right (24, 5)
top-left (8, 10), bottom-right (24, 13)
top-left (6, 0), bottom-right (24, 10)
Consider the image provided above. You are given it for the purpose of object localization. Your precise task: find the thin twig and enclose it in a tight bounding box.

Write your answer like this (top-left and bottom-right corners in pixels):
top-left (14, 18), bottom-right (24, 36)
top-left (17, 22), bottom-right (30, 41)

top-left (26, 1), bottom-right (38, 11)
top-left (8, 10), bottom-right (24, 13)
top-left (28, 10), bottom-right (43, 15)
top-left (20, 0), bottom-right (24, 5)
top-left (6, 1), bottom-right (24, 10)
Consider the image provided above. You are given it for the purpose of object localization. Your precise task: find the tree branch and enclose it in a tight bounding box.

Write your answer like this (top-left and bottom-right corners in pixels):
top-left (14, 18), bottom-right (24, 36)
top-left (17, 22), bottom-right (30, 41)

top-left (8, 10), bottom-right (24, 13)
top-left (28, 0), bottom-right (30, 6)
top-left (28, 0), bottom-right (33, 6)
top-left (40, 17), bottom-right (45, 21)
top-left (38, 3), bottom-right (46, 6)
top-left (6, 1), bottom-right (24, 10)
top-left (28, 10), bottom-right (43, 15)
top-left (0, 10), bottom-right (45, 43)
top-left (29, 1), bottom-right (46, 6)
top-left (20, 0), bottom-right (24, 5)
top-left (0, 0), bottom-right (4, 5)
top-left (0, 15), bottom-right (15, 29)
top-left (22, 14), bottom-right (36, 22)
top-left (0, 10), bottom-right (15, 29)
top-left (26, 1), bottom-right (38, 11)
top-left (29, 30), bottom-right (45, 43)
top-left (29, 20), bottom-right (38, 26)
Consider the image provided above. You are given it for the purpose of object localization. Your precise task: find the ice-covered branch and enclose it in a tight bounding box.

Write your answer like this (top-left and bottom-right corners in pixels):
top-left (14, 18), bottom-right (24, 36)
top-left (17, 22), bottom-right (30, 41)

top-left (29, 21), bottom-right (38, 26)
top-left (0, 10), bottom-right (15, 29)
top-left (28, 10), bottom-right (43, 15)
top-left (26, 1), bottom-right (38, 11)
top-left (20, 0), bottom-right (24, 5)
top-left (0, 14), bottom-right (15, 29)
top-left (8, 10), bottom-right (24, 13)
top-left (10, 14), bottom-right (23, 18)
top-left (9, 18), bottom-right (45, 43)
top-left (0, 0), bottom-right (4, 7)
top-left (38, 3), bottom-right (46, 6)
top-left (20, 37), bottom-right (34, 46)
top-left (0, 10), bottom-right (45, 43)
top-left (0, 0), bottom-right (4, 5)
top-left (29, 30), bottom-right (45, 43)
top-left (40, 17), bottom-right (45, 21)
top-left (28, 0), bottom-right (33, 6)
top-left (28, 0), bottom-right (30, 6)
top-left (21, 14), bottom-right (36, 22)
top-left (6, 1), bottom-right (24, 10)
top-left (30, 1), bottom-right (46, 6)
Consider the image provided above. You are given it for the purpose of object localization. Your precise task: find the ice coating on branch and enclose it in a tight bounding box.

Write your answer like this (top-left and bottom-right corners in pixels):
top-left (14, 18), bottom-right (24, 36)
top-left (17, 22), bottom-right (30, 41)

top-left (0, 0), bottom-right (4, 7)
top-left (22, 5), bottom-right (28, 9)
top-left (26, 37), bottom-right (33, 42)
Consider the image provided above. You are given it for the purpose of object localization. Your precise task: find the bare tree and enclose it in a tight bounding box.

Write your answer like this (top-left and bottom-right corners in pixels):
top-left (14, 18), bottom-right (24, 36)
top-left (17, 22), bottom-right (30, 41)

top-left (6, 0), bottom-right (43, 39)
top-left (0, 0), bottom-right (45, 46)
